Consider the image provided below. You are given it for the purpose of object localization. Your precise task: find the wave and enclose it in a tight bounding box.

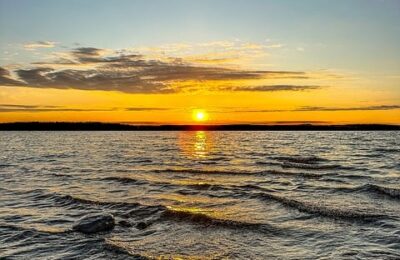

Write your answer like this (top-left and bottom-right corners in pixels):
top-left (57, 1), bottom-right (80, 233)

top-left (281, 162), bottom-right (341, 170)
top-left (273, 156), bottom-right (328, 164)
top-left (360, 184), bottom-right (400, 199)
top-left (104, 239), bottom-right (151, 259)
top-left (268, 170), bottom-right (326, 179)
top-left (156, 168), bottom-right (323, 179)
top-left (101, 176), bottom-right (275, 199)
top-left (160, 207), bottom-right (279, 234)
top-left (128, 159), bottom-right (153, 164)
top-left (101, 176), bottom-right (228, 192)
top-left (101, 175), bottom-right (281, 195)
top-left (26, 190), bottom-right (145, 211)
top-left (13, 187), bottom-right (389, 232)
top-left (256, 193), bottom-right (387, 221)
top-left (185, 183), bottom-right (228, 191)
top-left (269, 155), bottom-right (349, 170)
top-left (25, 190), bottom-right (167, 221)
top-left (235, 184), bottom-right (275, 193)
top-left (101, 176), bottom-right (149, 185)
top-left (49, 173), bottom-right (75, 178)
top-left (31, 191), bottom-right (280, 233)
top-left (155, 168), bottom-right (260, 175)
top-left (41, 191), bottom-right (280, 233)
top-left (53, 195), bottom-right (149, 212)
top-left (334, 184), bottom-right (400, 200)
top-left (0, 222), bottom-right (70, 236)
top-left (374, 148), bottom-right (400, 153)
top-left (0, 163), bottom-right (14, 168)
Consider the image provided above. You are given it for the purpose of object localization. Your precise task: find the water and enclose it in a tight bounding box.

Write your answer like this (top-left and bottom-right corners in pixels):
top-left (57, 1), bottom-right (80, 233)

top-left (0, 131), bottom-right (399, 259)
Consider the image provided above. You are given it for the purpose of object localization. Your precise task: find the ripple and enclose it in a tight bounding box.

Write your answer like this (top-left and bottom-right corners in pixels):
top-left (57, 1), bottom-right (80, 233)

top-left (160, 206), bottom-right (280, 234)
top-left (256, 193), bottom-right (388, 221)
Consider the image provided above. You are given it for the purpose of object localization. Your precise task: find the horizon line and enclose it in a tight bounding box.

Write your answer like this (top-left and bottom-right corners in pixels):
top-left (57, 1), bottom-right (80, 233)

top-left (1, 122), bottom-right (399, 131)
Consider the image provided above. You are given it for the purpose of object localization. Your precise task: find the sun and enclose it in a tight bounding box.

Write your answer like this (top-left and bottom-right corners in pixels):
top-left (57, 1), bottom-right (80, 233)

top-left (192, 110), bottom-right (208, 122)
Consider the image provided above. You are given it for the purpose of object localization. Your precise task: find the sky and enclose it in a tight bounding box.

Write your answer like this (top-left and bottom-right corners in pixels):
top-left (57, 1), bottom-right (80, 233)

top-left (0, 0), bottom-right (399, 124)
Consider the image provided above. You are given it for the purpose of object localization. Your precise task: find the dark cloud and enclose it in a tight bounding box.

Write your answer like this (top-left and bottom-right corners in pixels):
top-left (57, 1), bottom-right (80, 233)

top-left (0, 104), bottom-right (171, 113)
top-left (268, 121), bottom-right (329, 124)
top-left (0, 104), bottom-right (58, 109)
top-left (236, 105), bottom-right (400, 113)
top-left (219, 85), bottom-right (321, 92)
top-left (69, 47), bottom-right (137, 64)
top-left (235, 109), bottom-right (289, 113)
top-left (0, 108), bottom-right (108, 112)
top-left (0, 47), bottom-right (315, 93)
top-left (0, 105), bottom-right (112, 113)
top-left (297, 105), bottom-right (400, 111)
top-left (0, 67), bottom-right (27, 86)
top-left (72, 47), bottom-right (102, 56)
top-left (13, 67), bottom-right (173, 93)
top-left (124, 107), bottom-right (170, 111)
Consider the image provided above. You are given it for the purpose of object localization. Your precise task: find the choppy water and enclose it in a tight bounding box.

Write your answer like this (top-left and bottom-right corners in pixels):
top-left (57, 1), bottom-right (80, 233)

top-left (0, 131), bottom-right (399, 259)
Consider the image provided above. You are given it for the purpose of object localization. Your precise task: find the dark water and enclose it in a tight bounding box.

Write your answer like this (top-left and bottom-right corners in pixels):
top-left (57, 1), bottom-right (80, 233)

top-left (0, 131), bottom-right (399, 259)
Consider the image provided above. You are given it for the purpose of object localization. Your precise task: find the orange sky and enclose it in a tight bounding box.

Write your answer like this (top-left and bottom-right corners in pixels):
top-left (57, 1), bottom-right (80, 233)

top-left (0, 82), bottom-right (398, 124)
top-left (0, 42), bottom-right (399, 124)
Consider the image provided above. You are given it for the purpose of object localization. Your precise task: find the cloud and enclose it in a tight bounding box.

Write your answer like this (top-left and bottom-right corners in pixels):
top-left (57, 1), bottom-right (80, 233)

top-left (0, 104), bottom-right (171, 113)
top-left (269, 121), bottom-right (328, 124)
top-left (0, 45), bottom-right (322, 94)
top-left (296, 105), bottom-right (400, 111)
top-left (198, 41), bottom-right (235, 48)
top-left (218, 85), bottom-right (321, 92)
top-left (0, 104), bottom-right (58, 109)
top-left (23, 41), bottom-right (57, 50)
top-left (236, 105), bottom-right (400, 113)
top-left (240, 43), bottom-right (265, 50)
top-left (266, 44), bottom-right (283, 49)
top-left (0, 67), bottom-right (26, 86)
top-left (0, 104), bottom-right (112, 112)
top-left (124, 107), bottom-right (170, 111)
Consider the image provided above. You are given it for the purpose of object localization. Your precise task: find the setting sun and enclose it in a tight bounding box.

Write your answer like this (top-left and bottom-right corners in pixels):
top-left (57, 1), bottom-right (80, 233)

top-left (193, 110), bottom-right (208, 122)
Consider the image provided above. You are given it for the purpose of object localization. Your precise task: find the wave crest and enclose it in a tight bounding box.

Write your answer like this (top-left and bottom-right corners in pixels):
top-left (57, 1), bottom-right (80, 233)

top-left (101, 176), bottom-right (148, 185)
top-left (360, 184), bottom-right (400, 199)
top-left (257, 193), bottom-right (387, 221)
top-left (274, 156), bottom-right (327, 164)
top-left (160, 207), bottom-right (278, 233)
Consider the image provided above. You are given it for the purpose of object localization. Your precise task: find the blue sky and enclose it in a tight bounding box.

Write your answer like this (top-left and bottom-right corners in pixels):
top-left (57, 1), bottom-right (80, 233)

top-left (1, 0), bottom-right (399, 72)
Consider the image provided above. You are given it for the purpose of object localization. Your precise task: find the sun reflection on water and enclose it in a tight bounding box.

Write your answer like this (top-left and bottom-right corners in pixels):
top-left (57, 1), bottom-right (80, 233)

top-left (194, 131), bottom-right (207, 158)
top-left (178, 131), bottom-right (213, 159)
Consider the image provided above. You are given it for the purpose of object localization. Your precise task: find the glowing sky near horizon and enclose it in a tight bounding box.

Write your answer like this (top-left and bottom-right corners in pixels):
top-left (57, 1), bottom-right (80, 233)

top-left (0, 0), bottom-right (399, 124)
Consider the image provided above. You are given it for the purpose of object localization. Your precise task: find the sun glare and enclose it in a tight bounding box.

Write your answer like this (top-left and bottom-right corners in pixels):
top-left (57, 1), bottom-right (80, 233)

top-left (193, 110), bottom-right (208, 122)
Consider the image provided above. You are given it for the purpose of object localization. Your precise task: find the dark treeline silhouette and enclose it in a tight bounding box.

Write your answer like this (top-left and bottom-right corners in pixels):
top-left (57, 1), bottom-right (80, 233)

top-left (0, 122), bottom-right (399, 131)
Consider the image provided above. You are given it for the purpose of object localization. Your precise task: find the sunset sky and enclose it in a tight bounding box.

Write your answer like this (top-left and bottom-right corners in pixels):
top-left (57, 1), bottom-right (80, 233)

top-left (0, 0), bottom-right (399, 124)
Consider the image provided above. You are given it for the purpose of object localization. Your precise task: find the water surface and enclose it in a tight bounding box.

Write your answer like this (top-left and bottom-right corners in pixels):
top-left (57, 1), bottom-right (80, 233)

top-left (0, 131), bottom-right (399, 259)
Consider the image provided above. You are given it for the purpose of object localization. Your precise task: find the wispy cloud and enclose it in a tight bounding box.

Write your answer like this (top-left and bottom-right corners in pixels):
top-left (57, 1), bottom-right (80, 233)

top-left (296, 105), bottom-right (400, 111)
top-left (0, 104), bottom-right (58, 109)
top-left (0, 104), bottom-right (112, 113)
top-left (124, 107), bottom-right (170, 111)
top-left (0, 42), bottom-right (330, 94)
top-left (236, 105), bottom-right (400, 113)
top-left (0, 67), bottom-right (25, 86)
top-left (218, 85), bottom-right (321, 92)
top-left (266, 44), bottom-right (283, 49)
top-left (0, 104), bottom-right (171, 113)
top-left (23, 41), bottom-right (57, 50)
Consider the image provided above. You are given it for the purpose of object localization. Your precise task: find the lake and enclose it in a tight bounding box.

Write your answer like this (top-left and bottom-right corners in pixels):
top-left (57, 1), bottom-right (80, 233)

top-left (0, 131), bottom-right (399, 259)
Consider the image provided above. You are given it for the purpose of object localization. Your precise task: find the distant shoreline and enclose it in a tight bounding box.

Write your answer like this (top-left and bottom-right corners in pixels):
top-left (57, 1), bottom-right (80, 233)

top-left (0, 122), bottom-right (399, 131)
